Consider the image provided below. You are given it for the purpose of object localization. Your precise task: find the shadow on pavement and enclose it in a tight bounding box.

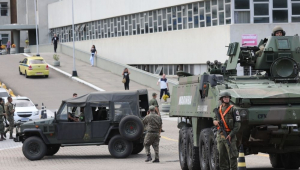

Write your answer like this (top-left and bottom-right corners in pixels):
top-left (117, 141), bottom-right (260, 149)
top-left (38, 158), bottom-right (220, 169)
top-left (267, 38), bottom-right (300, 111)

top-left (45, 154), bottom-right (145, 160)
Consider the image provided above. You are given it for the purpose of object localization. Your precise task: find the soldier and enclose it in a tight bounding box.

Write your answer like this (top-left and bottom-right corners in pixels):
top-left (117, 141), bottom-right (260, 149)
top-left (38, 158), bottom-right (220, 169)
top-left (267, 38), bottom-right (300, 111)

top-left (213, 91), bottom-right (241, 170)
top-left (0, 98), bottom-right (7, 141)
top-left (143, 105), bottom-right (162, 163)
top-left (149, 93), bottom-right (160, 116)
top-left (4, 97), bottom-right (15, 139)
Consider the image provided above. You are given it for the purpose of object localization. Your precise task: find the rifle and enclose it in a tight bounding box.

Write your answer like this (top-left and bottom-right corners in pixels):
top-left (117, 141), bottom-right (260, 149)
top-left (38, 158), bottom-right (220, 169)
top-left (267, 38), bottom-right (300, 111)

top-left (214, 108), bottom-right (234, 156)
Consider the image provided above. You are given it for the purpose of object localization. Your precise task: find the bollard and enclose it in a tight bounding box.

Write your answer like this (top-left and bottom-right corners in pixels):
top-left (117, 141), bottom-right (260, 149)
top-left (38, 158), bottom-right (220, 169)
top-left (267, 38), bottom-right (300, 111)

top-left (238, 144), bottom-right (246, 170)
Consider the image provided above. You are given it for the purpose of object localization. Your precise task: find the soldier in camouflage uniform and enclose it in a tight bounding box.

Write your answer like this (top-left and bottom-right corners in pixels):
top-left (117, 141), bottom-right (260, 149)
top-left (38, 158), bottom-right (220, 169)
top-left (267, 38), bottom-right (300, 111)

top-left (143, 105), bottom-right (162, 163)
top-left (149, 93), bottom-right (160, 116)
top-left (0, 98), bottom-right (7, 141)
top-left (4, 97), bottom-right (15, 139)
top-left (213, 91), bottom-right (241, 170)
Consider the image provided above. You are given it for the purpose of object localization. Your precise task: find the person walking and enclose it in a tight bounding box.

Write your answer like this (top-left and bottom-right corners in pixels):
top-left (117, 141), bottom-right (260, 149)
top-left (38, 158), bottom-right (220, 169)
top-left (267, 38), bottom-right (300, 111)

top-left (143, 105), bottom-right (162, 163)
top-left (122, 68), bottom-right (130, 90)
top-left (149, 93), bottom-right (160, 116)
top-left (51, 34), bottom-right (59, 53)
top-left (90, 45), bottom-right (97, 67)
top-left (0, 98), bottom-right (7, 141)
top-left (157, 74), bottom-right (168, 101)
top-left (6, 40), bottom-right (11, 54)
top-left (213, 91), bottom-right (241, 170)
top-left (4, 97), bottom-right (15, 139)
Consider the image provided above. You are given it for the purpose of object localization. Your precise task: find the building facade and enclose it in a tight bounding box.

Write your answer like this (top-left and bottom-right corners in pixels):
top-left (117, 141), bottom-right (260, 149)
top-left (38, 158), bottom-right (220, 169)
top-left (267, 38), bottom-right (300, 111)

top-left (0, 0), bottom-right (11, 45)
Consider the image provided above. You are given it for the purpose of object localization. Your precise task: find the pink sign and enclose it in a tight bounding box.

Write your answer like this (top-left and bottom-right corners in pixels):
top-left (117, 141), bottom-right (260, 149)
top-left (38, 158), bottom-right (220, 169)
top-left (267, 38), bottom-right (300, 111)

top-left (242, 34), bottom-right (257, 46)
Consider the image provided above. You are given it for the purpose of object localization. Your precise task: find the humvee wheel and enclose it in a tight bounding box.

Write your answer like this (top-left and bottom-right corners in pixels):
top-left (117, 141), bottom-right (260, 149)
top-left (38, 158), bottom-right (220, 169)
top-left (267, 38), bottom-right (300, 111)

top-left (179, 127), bottom-right (188, 170)
top-left (131, 143), bottom-right (144, 154)
top-left (119, 115), bottom-right (143, 141)
top-left (208, 128), bottom-right (219, 170)
top-left (46, 145), bottom-right (60, 156)
top-left (108, 135), bottom-right (133, 158)
top-left (187, 127), bottom-right (200, 170)
top-left (281, 153), bottom-right (300, 169)
top-left (269, 154), bottom-right (283, 168)
top-left (199, 128), bottom-right (211, 170)
top-left (22, 136), bottom-right (47, 160)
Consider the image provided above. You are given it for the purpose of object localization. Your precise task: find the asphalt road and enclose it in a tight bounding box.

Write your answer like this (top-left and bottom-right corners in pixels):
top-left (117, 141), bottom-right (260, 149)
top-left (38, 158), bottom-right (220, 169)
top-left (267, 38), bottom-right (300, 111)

top-left (0, 54), bottom-right (288, 169)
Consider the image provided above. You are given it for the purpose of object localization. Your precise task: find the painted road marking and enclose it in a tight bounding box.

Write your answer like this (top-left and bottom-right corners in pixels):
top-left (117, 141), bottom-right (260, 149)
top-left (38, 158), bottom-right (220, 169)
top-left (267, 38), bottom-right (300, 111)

top-left (161, 136), bottom-right (178, 142)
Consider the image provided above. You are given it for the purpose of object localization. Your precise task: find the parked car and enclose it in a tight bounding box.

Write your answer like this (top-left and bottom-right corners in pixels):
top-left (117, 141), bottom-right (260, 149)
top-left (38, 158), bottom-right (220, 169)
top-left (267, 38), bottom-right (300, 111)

top-left (12, 96), bottom-right (39, 123)
top-left (19, 56), bottom-right (49, 78)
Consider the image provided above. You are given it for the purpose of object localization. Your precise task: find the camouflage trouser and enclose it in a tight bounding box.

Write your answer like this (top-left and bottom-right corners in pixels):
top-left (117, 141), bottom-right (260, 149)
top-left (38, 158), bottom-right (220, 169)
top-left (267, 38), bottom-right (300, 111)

top-left (5, 118), bottom-right (14, 133)
top-left (0, 121), bottom-right (4, 133)
top-left (217, 134), bottom-right (238, 170)
top-left (144, 133), bottom-right (160, 159)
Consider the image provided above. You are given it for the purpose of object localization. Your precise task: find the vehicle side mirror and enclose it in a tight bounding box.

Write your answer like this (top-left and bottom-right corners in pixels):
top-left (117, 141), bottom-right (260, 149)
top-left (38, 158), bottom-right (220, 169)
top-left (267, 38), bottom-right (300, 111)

top-left (35, 104), bottom-right (38, 107)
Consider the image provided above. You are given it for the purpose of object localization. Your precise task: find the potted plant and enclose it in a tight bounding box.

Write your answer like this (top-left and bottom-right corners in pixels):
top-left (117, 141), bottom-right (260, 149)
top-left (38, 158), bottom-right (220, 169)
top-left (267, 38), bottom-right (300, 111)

top-left (53, 54), bottom-right (60, 66)
top-left (1, 45), bottom-right (6, 55)
top-left (24, 39), bottom-right (30, 53)
top-left (10, 44), bottom-right (16, 54)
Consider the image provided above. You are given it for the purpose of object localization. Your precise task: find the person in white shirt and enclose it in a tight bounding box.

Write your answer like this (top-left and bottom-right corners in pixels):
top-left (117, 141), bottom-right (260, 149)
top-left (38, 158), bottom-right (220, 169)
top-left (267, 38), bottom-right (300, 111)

top-left (157, 74), bottom-right (169, 101)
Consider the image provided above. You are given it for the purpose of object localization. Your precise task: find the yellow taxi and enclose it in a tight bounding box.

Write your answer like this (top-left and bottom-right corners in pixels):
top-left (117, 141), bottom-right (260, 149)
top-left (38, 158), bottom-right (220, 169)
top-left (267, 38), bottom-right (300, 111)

top-left (19, 56), bottom-right (49, 78)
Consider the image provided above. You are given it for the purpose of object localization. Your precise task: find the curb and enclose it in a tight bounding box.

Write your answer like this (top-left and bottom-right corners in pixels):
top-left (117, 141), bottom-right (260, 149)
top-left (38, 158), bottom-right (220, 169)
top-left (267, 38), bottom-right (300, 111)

top-left (22, 53), bottom-right (105, 92)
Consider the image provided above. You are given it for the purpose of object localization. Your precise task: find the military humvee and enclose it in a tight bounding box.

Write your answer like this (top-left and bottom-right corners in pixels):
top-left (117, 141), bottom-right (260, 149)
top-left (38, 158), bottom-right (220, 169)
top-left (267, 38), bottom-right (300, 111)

top-left (170, 35), bottom-right (300, 170)
top-left (14, 90), bottom-right (149, 160)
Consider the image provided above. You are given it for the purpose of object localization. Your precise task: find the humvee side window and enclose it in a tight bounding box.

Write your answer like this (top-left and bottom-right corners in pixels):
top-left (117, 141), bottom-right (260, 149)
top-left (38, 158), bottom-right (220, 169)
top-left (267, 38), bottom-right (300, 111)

top-left (59, 104), bottom-right (69, 120)
top-left (114, 102), bottom-right (133, 122)
top-left (91, 102), bottom-right (110, 121)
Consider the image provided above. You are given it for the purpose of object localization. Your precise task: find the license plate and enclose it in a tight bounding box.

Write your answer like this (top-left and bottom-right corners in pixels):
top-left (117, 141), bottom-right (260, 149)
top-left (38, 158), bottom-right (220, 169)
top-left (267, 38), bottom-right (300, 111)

top-left (21, 118), bottom-right (29, 122)
top-left (36, 72), bottom-right (43, 75)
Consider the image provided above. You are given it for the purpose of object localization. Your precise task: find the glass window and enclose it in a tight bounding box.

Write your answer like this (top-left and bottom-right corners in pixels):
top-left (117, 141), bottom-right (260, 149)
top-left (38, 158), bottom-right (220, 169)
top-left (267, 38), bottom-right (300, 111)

top-left (213, 20), bottom-right (218, 26)
top-left (1, 34), bottom-right (8, 44)
top-left (234, 11), bottom-right (250, 23)
top-left (153, 11), bottom-right (157, 20)
top-left (226, 19), bottom-right (231, 24)
top-left (200, 9), bottom-right (205, 20)
top-left (194, 16), bottom-right (199, 28)
top-left (169, 65), bottom-right (173, 75)
top-left (13, 99), bottom-right (35, 107)
top-left (178, 24), bottom-right (182, 30)
top-left (206, 14), bottom-right (211, 26)
top-left (178, 12), bottom-right (182, 23)
top-left (183, 17), bottom-right (187, 29)
top-left (219, 0), bottom-right (224, 10)
top-left (212, 6), bottom-right (217, 19)
top-left (0, 2), bottom-right (8, 16)
top-left (200, 21), bottom-right (205, 27)
top-left (149, 17), bottom-right (153, 27)
top-left (163, 20), bottom-right (167, 31)
top-left (30, 60), bottom-right (45, 64)
top-left (163, 9), bottom-right (167, 19)
top-left (188, 4), bottom-right (193, 10)
top-left (225, 4), bottom-right (231, 17)
top-left (254, 4), bottom-right (268, 15)
top-left (168, 14), bottom-right (172, 24)
top-left (188, 11), bottom-right (193, 22)
top-left (114, 102), bottom-right (132, 122)
top-left (188, 23), bottom-right (193, 29)
top-left (235, 0), bottom-right (249, 9)
top-left (193, 3), bottom-right (198, 14)
top-left (206, 1), bottom-right (211, 12)
top-left (273, 0), bottom-right (287, 8)
top-left (173, 19), bottom-right (177, 30)
top-left (273, 10), bottom-right (288, 23)
top-left (225, 0), bottom-right (231, 2)
top-left (158, 15), bottom-right (162, 25)
top-left (292, 17), bottom-right (300, 22)
top-left (254, 17), bottom-right (269, 23)
top-left (172, 7), bottom-right (176, 18)
top-left (292, 3), bottom-right (300, 15)
top-left (212, 0), bottom-right (217, 5)
top-left (199, 2), bottom-right (204, 7)
top-left (219, 12), bottom-right (225, 25)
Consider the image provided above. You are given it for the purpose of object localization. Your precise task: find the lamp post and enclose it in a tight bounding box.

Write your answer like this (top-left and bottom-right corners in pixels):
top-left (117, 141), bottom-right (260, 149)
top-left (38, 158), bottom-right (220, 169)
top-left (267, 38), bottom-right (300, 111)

top-left (71, 0), bottom-right (78, 77)
top-left (33, 0), bottom-right (39, 56)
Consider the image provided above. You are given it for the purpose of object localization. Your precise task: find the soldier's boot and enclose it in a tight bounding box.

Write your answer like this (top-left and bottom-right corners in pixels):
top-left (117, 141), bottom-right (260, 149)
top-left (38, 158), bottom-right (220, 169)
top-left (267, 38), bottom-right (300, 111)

top-left (145, 154), bottom-right (152, 162)
top-left (152, 159), bottom-right (160, 163)
top-left (3, 130), bottom-right (7, 138)
top-left (9, 132), bottom-right (13, 139)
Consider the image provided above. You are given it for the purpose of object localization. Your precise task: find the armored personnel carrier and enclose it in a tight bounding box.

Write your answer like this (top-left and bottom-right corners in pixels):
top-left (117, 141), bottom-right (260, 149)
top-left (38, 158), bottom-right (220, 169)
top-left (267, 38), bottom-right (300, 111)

top-left (170, 35), bottom-right (300, 170)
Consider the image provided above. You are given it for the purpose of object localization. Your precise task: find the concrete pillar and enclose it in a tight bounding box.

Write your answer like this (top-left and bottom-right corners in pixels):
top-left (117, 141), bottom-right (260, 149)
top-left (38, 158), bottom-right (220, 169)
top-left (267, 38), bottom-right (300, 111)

top-left (12, 30), bottom-right (20, 53)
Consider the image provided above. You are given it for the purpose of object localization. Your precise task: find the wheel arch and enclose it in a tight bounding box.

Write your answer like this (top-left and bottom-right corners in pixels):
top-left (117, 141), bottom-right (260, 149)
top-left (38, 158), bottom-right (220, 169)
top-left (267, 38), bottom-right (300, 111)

top-left (23, 129), bottom-right (50, 144)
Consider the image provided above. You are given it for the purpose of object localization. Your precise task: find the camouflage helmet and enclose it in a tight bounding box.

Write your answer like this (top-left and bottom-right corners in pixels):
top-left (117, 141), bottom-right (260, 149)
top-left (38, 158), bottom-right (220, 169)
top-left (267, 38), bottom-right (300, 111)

top-left (272, 26), bottom-right (285, 36)
top-left (219, 91), bottom-right (231, 100)
top-left (149, 105), bottom-right (155, 111)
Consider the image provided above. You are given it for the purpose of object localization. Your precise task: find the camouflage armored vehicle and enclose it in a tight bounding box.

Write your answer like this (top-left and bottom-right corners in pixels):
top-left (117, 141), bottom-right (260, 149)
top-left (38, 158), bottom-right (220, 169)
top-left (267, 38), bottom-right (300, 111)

top-left (170, 35), bottom-right (300, 170)
top-left (14, 90), bottom-right (149, 160)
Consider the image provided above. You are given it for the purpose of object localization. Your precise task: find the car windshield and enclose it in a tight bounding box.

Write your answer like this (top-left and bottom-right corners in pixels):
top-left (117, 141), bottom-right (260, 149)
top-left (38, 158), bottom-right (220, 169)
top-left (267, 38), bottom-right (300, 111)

top-left (30, 60), bottom-right (45, 64)
top-left (0, 92), bottom-right (8, 98)
top-left (13, 99), bottom-right (35, 107)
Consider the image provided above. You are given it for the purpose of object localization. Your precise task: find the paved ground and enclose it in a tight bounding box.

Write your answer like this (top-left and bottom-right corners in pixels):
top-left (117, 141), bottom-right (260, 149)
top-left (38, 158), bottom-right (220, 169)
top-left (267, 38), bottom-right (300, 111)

top-left (0, 53), bottom-right (288, 169)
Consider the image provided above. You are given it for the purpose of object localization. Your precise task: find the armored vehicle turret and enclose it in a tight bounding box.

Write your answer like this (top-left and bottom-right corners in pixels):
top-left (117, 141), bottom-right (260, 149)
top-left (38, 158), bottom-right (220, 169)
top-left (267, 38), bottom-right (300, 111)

top-left (170, 34), bottom-right (300, 170)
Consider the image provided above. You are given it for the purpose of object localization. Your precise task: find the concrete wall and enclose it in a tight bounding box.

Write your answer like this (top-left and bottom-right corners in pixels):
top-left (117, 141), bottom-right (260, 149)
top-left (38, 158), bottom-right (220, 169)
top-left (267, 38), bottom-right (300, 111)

top-left (48, 0), bottom-right (201, 28)
top-left (0, 0), bottom-right (10, 25)
top-left (62, 25), bottom-right (231, 65)
top-left (29, 43), bottom-right (178, 92)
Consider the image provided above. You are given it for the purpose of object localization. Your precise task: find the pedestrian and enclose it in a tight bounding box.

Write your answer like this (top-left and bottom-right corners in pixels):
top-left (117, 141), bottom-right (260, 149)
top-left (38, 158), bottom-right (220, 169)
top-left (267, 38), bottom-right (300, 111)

top-left (0, 98), bottom-right (7, 141)
top-left (73, 93), bottom-right (77, 98)
top-left (52, 34), bottom-right (59, 53)
top-left (157, 74), bottom-right (169, 101)
top-left (6, 40), bottom-right (11, 54)
top-left (90, 45), bottom-right (97, 67)
top-left (122, 68), bottom-right (130, 90)
top-left (4, 97), bottom-right (15, 139)
top-left (213, 91), bottom-right (241, 170)
top-left (143, 105), bottom-right (162, 163)
top-left (149, 93), bottom-right (160, 116)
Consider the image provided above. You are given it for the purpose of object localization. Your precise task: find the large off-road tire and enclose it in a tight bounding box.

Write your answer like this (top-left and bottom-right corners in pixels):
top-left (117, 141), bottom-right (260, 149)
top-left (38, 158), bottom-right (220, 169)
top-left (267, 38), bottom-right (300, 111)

top-left (199, 128), bottom-right (211, 170)
top-left (208, 128), bottom-right (220, 170)
top-left (269, 153), bottom-right (283, 168)
top-left (22, 136), bottom-right (47, 160)
top-left (131, 143), bottom-right (144, 154)
top-left (108, 135), bottom-right (133, 158)
top-left (281, 153), bottom-right (300, 169)
top-left (46, 145), bottom-right (60, 156)
top-left (187, 127), bottom-right (200, 170)
top-left (179, 126), bottom-right (188, 170)
top-left (119, 115), bottom-right (143, 141)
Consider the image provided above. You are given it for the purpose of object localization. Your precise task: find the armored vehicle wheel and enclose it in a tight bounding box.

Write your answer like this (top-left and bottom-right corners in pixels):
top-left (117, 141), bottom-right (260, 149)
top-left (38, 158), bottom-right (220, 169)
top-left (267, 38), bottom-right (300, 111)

top-left (46, 145), bottom-right (60, 156)
top-left (22, 136), bottom-right (47, 160)
top-left (187, 127), bottom-right (200, 170)
top-left (199, 128), bottom-right (211, 170)
top-left (208, 128), bottom-right (219, 170)
top-left (179, 126), bottom-right (188, 170)
top-left (108, 135), bottom-right (133, 158)
top-left (131, 143), bottom-right (144, 154)
top-left (119, 115), bottom-right (143, 141)
top-left (269, 154), bottom-right (283, 168)
top-left (281, 153), bottom-right (300, 169)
